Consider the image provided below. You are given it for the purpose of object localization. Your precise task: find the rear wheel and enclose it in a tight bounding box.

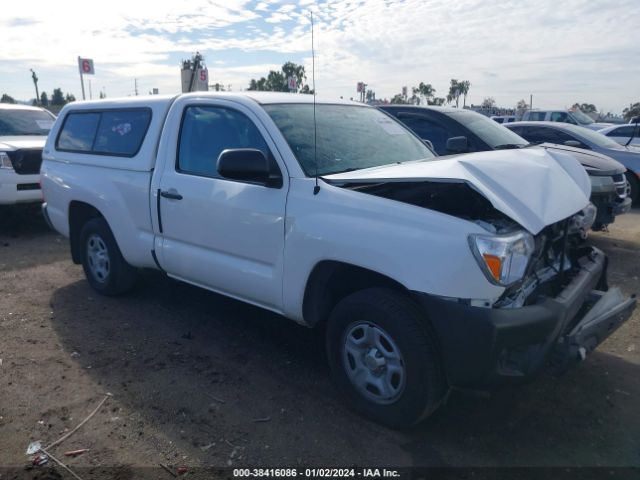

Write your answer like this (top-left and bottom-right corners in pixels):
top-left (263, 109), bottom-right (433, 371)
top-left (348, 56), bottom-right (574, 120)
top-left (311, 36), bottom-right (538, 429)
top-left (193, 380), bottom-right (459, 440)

top-left (326, 288), bottom-right (446, 428)
top-left (80, 218), bottom-right (137, 295)
top-left (626, 172), bottom-right (639, 205)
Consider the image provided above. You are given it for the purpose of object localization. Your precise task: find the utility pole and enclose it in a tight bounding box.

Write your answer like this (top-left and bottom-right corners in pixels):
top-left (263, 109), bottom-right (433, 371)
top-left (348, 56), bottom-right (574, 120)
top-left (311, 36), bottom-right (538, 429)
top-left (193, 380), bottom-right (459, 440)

top-left (30, 69), bottom-right (40, 105)
top-left (88, 79), bottom-right (93, 100)
top-left (530, 94), bottom-right (533, 110)
top-left (134, 78), bottom-right (139, 96)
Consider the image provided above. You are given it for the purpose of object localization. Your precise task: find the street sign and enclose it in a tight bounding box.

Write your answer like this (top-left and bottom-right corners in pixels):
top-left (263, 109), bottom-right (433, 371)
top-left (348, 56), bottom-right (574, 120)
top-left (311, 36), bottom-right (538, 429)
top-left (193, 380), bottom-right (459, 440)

top-left (287, 76), bottom-right (297, 91)
top-left (78, 58), bottom-right (95, 75)
top-left (357, 82), bottom-right (364, 93)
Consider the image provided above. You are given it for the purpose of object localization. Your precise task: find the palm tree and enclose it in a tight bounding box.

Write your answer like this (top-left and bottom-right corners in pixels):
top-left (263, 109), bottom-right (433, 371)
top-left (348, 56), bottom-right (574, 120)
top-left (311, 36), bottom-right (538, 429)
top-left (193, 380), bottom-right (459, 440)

top-left (459, 80), bottom-right (471, 107)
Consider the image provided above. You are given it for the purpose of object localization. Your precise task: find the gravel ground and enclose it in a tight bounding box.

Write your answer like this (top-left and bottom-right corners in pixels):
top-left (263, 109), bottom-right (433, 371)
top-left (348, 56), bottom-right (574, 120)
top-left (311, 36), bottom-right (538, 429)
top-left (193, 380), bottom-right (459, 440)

top-left (0, 205), bottom-right (638, 478)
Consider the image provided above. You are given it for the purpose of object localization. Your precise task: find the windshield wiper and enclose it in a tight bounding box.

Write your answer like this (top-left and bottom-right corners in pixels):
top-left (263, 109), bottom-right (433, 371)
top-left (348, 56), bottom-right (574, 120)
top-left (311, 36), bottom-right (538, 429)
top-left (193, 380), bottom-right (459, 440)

top-left (493, 143), bottom-right (526, 150)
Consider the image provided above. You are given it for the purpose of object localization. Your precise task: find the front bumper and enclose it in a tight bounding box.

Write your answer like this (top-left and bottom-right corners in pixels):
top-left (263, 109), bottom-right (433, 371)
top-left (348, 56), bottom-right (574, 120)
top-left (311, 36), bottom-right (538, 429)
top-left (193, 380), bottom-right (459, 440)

top-left (590, 193), bottom-right (631, 228)
top-left (413, 247), bottom-right (636, 387)
top-left (0, 170), bottom-right (41, 205)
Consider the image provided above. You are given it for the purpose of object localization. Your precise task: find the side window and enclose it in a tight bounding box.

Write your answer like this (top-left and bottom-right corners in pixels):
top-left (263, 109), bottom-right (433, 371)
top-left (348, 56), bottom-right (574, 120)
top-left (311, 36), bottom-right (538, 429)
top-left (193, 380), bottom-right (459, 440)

top-left (93, 110), bottom-right (151, 156)
top-left (400, 116), bottom-right (454, 155)
top-left (527, 112), bottom-right (547, 121)
top-left (56, 113), bottom-right (101, 151)
top-left (550, 112), bottom-right (568, 122)
top-left (549, 130), bottom-right (576, 144)
top-left (56, 109), bottom-right (151, 156)
top-left (609, 126), bottom-right (633, 137)
top-left (178, 106), bottom-right (272, 178)
top-left (518, 126), bottom-right (551, 144)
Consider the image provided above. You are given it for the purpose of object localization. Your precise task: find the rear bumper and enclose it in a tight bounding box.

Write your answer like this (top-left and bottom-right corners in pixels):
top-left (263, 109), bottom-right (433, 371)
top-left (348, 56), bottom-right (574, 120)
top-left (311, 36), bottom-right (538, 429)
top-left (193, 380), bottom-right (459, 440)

top-left (413, 247), bottom-right (636, 387)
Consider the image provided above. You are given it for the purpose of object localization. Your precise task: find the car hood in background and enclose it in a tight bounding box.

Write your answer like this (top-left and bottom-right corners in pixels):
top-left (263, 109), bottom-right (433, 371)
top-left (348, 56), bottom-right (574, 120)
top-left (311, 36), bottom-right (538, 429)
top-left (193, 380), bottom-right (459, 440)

top-left (538, 143), bottom-right (626, 174)
top-left (584, 122), bottom-right (614, 131)
top-left (323, 148), bottom-right (590, 235)
top-left (0, 136), bottom-right (47, 150)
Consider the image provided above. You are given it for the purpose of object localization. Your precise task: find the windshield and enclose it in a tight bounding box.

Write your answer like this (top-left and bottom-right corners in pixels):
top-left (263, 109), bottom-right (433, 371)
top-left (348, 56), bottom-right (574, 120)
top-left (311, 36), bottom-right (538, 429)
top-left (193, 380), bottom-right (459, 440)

top-left (447, 110), bottom-right (529, 148)
top-left (569, 109), bottom-right (594, 125)
top-left (263, 104), bottom-right (435, 176)
top-left (0, 108), bottom-right (55, 136)
top-left (560, 123), bottom-right (627, 149)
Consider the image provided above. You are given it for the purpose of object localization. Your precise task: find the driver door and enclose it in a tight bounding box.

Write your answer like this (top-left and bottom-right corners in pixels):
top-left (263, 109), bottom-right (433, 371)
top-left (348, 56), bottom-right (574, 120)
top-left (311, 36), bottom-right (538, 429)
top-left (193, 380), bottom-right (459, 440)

top-left (155, 101), bottom-right (288, 312)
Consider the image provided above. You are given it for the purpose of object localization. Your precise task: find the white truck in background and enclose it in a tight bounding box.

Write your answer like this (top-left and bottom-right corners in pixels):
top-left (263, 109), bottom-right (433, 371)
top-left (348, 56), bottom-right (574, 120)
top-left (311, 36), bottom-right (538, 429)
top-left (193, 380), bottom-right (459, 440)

top-left (0, 104), bottom-right (54, 205)
top-left (41, 92), bottom-right (635, 427)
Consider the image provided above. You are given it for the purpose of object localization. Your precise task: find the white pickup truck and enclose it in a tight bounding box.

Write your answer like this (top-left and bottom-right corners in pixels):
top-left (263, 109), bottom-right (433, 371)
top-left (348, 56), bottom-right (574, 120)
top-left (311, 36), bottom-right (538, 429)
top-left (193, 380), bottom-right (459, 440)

top-left (41, 93), bottom-right (636, 427)
top-left (0, 103), bottom-right (55, 204)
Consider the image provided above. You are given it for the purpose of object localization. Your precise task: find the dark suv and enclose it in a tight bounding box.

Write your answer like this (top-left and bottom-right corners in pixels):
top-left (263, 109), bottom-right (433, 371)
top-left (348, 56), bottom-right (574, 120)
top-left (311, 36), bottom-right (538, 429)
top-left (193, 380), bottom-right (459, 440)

top-left (379, 105), bottom-right (632, 230)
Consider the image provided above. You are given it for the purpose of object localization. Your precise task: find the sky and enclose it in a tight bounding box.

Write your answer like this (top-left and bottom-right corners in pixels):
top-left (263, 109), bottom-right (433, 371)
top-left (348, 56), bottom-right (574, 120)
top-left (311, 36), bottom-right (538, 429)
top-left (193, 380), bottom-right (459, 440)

top-left (0, 0), bottom-right (639, 114)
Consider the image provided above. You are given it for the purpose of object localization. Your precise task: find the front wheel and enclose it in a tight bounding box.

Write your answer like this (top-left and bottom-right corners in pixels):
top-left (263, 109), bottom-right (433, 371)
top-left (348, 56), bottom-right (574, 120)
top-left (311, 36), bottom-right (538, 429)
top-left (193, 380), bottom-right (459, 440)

top-left (80, 217), bottom-right (137, 295)
top-left (326, 288), bottom-right (446, 428)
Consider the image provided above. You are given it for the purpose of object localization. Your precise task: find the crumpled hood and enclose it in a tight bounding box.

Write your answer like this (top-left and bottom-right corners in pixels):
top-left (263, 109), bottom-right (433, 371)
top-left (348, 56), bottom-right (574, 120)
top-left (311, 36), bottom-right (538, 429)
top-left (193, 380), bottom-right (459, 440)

top-left (323, 148), bottom-right (591, 235)
top-left (0, 136), bottom-right (47, 151)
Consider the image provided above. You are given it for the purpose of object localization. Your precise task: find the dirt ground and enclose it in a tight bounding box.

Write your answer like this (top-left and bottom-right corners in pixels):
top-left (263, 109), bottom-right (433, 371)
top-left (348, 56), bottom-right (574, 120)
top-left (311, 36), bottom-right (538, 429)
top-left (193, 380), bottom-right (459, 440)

top-left (0, 204), bottom-right (639, 477)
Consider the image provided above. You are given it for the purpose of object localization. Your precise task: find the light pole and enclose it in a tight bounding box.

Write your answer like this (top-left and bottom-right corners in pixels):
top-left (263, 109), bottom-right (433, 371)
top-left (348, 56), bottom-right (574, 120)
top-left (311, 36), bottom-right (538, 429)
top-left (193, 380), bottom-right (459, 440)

top-left (30, 69), bottom-right (40, 105)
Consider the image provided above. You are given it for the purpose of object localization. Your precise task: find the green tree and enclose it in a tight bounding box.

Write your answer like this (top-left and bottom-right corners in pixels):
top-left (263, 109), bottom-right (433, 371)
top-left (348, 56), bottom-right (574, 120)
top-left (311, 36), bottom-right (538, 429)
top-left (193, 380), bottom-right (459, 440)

top-left (572, 102), bottom-right (597, 114)
top-left (623, 102), bottom-right (640, 121)
top-left (51, 88), bottom-right (65, 105)
top-left (447, 79), bottom-right (462, 107)
top-left (458, 80), bottom-right (471, 107)
top-left (365, 89), bottom-right (375, 102)
top-left (411, 82), bottom-right (436, 105)
top-left (390, 94), bottom-right (409, 104)
top-left (248, 62), bottom-right (311, 93)
top-left (40, 92), bottom-right (49, 106)
top-left (65, 93), bottom-right (76, 103)
top-left (516, 99), bottom-right (528, 110)
top-left (282, 61), bottom-right (306, 90)
top-left (481, 97), bottom-right (496, 109)
top-left (1, 93), bottom-right (16, 104)
top-left (99, 90), bottom-right (107, 99)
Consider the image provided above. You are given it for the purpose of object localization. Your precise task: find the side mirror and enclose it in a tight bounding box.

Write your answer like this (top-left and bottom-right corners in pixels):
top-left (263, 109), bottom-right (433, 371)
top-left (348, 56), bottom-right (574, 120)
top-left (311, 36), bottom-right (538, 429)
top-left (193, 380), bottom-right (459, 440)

top-left (446, 136), bottom-right (469, 153)
top-left (563, 140), bottom-right (582, 148)
top-left (217, 149), bottom-right (279, 187)
top-left (422, 139), bottom-right (434, 150)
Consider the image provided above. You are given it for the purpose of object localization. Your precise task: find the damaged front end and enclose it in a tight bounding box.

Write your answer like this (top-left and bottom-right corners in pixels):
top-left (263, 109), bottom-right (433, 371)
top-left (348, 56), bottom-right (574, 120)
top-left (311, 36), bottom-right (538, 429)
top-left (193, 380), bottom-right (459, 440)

top-left (329, 177), bottom-right (635, 387)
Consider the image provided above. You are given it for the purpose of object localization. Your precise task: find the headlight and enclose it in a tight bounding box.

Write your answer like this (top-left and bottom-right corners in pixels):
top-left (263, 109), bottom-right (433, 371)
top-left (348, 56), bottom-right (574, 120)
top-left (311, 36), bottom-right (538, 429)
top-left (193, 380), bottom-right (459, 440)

top-left (0, 152), bottom-right (13, 169)
top-left (573, 203), bottom-right (597, 232)
top-left (468, 231), bottom-right (535, 286)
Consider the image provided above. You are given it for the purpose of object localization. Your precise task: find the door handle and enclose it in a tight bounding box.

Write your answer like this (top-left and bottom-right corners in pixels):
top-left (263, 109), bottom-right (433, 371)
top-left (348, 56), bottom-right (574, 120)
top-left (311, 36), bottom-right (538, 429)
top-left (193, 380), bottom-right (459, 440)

top-left (160, 189), bottom-right (183, 200)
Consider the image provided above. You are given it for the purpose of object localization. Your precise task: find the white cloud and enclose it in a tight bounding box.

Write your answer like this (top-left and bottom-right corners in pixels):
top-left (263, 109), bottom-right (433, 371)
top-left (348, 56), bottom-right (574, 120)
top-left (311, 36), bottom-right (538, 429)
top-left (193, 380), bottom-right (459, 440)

top-left (0, 0), bottom-right (638, 112)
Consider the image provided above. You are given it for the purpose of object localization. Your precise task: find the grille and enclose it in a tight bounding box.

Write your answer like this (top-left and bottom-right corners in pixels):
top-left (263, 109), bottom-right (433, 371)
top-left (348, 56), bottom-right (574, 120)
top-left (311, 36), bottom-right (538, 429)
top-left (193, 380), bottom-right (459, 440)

top-left (6, 149), bottom-right (43, 175)
top-left (612, 174), bottom-right (629, 198)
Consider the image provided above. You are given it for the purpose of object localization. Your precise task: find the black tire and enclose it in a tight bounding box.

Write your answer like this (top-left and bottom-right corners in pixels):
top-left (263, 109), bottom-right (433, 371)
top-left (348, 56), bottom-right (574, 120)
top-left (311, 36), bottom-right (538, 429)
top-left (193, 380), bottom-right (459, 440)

top-left (326, 288), bottom-right (446, 428)
top-left (79, 217), bottom-right (137, 295)
top-left (626, 171), bottom-right (639, 205)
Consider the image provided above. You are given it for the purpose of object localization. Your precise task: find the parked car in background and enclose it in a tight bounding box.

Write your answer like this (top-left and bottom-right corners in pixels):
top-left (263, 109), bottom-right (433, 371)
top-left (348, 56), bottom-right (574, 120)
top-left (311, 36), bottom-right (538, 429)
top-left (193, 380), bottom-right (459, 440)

top-left (40, 93), bottom-right (636, 427)
top-left (597, 123), bottom-right (640, 147)
top-left (490, 115), bottom-right (516, 124)
top-left (505, 121), bottom-right (640, 204)
top-left (0, 103), bottom-right (55, 205)
top-left (521, 109), bottom-right (612, 131)
top-left (379, 105), bottom-right (632, 228)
